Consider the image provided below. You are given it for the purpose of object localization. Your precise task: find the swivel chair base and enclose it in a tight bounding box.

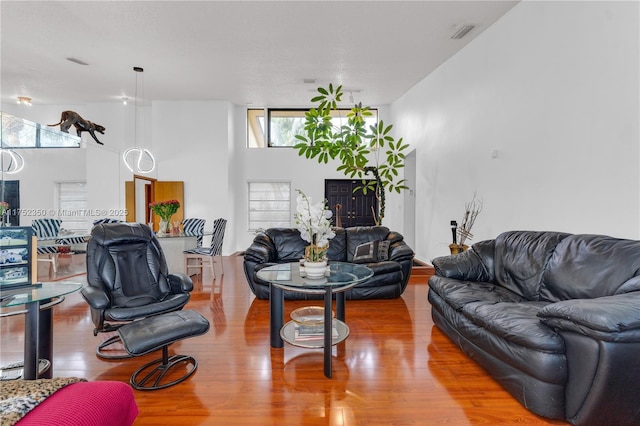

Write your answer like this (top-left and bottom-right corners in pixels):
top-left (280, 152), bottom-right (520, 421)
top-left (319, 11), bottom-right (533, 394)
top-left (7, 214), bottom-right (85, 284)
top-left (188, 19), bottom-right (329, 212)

top-left (117, 310), bottom-right (210, 391)
top-left (130, 346), bottom-right (198, 390)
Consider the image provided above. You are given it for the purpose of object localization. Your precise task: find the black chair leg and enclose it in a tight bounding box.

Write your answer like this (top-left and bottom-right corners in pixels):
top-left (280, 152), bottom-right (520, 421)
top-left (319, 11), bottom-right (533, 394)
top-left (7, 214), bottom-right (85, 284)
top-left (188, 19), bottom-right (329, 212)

top-left (96, 335), bottom-right (134, 360)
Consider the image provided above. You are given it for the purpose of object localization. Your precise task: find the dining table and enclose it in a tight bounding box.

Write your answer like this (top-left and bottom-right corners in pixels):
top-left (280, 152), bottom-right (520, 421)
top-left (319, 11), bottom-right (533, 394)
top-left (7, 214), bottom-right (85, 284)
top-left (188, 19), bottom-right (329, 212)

top-left (156, 232), bottom-right (212, 274)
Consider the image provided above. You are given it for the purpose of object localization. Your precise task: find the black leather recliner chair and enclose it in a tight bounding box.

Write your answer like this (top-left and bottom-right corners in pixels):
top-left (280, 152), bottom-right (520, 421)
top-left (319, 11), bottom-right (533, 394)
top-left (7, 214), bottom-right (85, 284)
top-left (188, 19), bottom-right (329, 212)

top-left (81, 222), bottom-right (193, 359)
top-left (244, 226), bottom-right (414, 300)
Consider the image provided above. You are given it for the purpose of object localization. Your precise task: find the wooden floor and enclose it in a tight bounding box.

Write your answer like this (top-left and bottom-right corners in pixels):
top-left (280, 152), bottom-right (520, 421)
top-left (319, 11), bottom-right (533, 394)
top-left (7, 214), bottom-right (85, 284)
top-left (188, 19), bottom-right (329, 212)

top-left (0, 254), bottom-right (567, 425)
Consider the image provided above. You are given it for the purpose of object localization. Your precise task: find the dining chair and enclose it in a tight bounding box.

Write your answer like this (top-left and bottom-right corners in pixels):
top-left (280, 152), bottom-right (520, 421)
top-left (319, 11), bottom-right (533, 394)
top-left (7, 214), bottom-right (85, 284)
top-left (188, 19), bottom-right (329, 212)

top-left (182, 218), bottom-right (206, 247)
top-left (32, 218), bottom-right (63, 272)
top-left (184, 218), bottom-right (226, 279)
top-left (92, 218), bottom-right (123, 227)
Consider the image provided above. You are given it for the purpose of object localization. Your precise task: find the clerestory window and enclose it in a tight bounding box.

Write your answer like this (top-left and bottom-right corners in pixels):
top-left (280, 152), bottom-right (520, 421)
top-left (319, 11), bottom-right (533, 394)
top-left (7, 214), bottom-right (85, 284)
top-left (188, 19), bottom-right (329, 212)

top-left (1, 112), bottom-right (81, 148)
top-left (247, 108), bottom-right (378, 148)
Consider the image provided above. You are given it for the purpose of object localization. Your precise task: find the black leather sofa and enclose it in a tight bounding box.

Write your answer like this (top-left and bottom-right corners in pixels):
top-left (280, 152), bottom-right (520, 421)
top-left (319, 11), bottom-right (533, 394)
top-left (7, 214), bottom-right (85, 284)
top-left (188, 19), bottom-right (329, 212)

top-left (244, 226), bottom-right (414, 300)
top-left (428, 230), bottom-right (640, 425)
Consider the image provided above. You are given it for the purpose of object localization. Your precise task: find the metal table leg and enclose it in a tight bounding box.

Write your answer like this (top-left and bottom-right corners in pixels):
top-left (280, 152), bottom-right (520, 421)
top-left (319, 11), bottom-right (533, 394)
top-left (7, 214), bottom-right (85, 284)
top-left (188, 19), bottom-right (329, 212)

top-left (39, 302), bottom-right (53, 379)
top-left (270, 284), bottom-right (284, 348)
top-left (324, 286), bottom-right (332, 378)
top-left (336, 292), bottom-right (345, 322)
top-left (23, 302), bottom-right (39, 380)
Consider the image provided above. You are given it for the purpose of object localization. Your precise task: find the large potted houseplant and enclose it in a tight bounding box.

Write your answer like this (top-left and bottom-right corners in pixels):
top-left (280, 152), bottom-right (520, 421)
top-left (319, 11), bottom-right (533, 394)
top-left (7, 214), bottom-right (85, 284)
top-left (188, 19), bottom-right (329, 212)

top-left (294, 83), bottom-right (409, 225)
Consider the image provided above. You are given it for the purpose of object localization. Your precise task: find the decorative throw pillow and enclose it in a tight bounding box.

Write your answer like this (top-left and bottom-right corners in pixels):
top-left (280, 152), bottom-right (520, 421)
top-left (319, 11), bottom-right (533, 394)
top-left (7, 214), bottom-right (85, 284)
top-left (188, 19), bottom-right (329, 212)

top-left (352, 241), bottom-right (378, 264)
top-left (352, 240), bottom-right (391, 263)
top-left (377, 240), bottom-right (391, 261)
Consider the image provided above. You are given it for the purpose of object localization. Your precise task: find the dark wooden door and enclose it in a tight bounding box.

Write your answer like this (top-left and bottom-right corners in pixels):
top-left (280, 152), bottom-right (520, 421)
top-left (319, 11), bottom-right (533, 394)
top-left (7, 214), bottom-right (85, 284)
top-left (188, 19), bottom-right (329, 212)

top-left (0, 180), bottom-right (20, 226)
top-left (325, 179), bottom-right (377, 228)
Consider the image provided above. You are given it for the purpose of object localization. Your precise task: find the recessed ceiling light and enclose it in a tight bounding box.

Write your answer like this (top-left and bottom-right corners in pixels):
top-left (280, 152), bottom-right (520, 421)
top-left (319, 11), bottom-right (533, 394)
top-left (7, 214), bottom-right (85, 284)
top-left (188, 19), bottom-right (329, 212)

top-left (66, 57), bottom-right (90, 66)
top-left (16, 96), bottom-right (32, 106)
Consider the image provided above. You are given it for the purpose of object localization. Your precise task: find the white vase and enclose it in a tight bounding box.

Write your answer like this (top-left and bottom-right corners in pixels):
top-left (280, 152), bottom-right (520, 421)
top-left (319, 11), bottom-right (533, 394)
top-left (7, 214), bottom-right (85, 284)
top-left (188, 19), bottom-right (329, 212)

top-left (304, 260), bottom-right (327, 279)
top-left (158, 219), bottom-right (169, 236)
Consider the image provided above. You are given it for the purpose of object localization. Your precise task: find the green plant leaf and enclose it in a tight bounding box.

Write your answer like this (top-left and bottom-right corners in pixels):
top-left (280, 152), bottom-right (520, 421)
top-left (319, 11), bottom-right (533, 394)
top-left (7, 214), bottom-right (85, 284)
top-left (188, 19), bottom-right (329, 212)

top-left (293, 82), bottom-right (411, 225)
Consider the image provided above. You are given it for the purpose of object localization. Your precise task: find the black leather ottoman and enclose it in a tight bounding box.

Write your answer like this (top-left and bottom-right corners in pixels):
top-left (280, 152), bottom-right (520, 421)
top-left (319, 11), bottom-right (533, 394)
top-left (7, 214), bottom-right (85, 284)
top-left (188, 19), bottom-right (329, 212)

top-left (118, 310), bottom-right (210, 390)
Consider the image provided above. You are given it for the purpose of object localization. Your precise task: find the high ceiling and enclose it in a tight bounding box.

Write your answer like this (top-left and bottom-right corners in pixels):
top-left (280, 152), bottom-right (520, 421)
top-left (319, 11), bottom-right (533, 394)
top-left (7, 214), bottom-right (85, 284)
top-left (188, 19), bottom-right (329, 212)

top-left (1, 1), bottom-right (518, 107)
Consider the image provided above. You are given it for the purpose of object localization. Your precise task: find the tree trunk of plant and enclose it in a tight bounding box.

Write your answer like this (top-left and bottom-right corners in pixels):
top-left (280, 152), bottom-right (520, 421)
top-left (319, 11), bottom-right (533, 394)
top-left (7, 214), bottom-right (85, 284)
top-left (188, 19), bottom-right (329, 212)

top-left (364, 166), bottom-right (385, 225)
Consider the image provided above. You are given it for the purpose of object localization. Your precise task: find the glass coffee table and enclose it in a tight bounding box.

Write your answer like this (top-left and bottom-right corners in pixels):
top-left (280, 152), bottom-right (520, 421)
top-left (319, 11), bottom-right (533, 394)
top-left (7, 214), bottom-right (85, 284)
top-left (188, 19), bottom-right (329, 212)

top-left (0, 281), bottom-right (83, 380)
top-left (257, 261), bottom-right (373, 378)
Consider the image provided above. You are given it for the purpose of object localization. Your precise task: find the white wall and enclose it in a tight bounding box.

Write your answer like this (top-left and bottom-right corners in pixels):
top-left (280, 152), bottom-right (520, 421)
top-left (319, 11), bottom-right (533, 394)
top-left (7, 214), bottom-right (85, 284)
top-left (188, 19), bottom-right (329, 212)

top-left (152, 100), bottom-right (232, 250)
top-left (392, 0), bottom-right (640, 262)
top-left (84, 102), bottom-right (133, 223)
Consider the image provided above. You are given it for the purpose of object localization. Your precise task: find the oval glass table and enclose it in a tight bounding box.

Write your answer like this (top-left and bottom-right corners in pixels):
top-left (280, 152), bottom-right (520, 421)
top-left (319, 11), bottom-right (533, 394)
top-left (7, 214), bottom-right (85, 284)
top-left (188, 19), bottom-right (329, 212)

top-left (256, 261), bottom-right (373, 378)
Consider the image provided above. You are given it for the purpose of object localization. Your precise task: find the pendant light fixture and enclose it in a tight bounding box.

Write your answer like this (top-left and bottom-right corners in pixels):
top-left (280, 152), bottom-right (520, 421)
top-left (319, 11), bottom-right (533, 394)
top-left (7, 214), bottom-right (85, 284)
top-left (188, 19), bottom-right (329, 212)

top-left (0, 148), bottom-right (25, 174)
top-left (123, 66), bottom-right (156, 173)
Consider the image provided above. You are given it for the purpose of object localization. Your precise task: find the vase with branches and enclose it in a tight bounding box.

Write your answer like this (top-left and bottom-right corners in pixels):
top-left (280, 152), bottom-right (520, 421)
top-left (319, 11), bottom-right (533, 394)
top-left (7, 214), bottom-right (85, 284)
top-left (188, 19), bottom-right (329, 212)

top-left (294, 83), bottom-right (409, 225)
top-left (450, 195), bottom-right (483, 254)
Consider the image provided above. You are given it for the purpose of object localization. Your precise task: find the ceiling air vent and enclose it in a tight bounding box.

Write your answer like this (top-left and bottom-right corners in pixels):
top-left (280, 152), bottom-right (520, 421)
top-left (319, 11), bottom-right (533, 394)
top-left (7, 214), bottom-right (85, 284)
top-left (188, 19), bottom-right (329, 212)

top-left (451, 25), bottom-right (476, 40)
top-left (66, 57), bottom-right (90, 66)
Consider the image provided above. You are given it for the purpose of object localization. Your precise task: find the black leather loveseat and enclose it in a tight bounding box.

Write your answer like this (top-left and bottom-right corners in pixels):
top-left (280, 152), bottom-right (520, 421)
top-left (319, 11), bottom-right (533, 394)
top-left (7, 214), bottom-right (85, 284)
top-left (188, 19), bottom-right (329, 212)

top-left (428, 230), bottom-right (640, 425)
top-left (244, 226), bottom-right (414, 300)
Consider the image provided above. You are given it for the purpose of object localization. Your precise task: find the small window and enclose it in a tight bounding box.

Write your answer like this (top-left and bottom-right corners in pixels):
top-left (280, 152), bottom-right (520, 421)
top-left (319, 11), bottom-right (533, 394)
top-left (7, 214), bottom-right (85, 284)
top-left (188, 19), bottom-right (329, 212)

top-left (55, 182), bottom-right (88, 232)
top-left (267, 109), bottom-right (307, 147)
top-left (248, 182), bottom-right (291, 231)
top-left (247, 108), bottom-right (378, 148)
top-left (247, 109), bottom-right (266, 148)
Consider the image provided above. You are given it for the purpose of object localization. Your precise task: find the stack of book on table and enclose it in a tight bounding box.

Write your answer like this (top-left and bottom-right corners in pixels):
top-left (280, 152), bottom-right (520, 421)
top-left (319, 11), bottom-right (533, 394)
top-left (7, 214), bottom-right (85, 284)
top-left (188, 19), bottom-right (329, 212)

top-left (294, 323), bottom-right (338, 341)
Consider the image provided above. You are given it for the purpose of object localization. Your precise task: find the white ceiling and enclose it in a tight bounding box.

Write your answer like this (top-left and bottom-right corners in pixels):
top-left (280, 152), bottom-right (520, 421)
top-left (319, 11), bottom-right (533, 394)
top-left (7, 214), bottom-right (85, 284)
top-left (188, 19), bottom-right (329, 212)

top-left (1, 1), bottom-right (518, 107)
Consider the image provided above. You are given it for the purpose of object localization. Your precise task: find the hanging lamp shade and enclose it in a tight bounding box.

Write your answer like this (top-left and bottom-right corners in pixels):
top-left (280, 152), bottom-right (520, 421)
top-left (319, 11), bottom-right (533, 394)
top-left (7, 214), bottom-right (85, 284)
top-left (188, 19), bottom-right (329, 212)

top-left (123, 66), bottom-right (156, 173)
top-left (0, 149), bottom-right (25, 174)
top-left (123, 147), bottom-right (155, 174)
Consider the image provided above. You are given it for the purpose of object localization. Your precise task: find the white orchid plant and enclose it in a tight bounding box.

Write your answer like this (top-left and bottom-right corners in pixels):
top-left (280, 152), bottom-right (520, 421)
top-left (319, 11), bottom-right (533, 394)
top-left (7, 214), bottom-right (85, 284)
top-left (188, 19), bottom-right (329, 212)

top-left (294, 189), bottom-right (335, 262)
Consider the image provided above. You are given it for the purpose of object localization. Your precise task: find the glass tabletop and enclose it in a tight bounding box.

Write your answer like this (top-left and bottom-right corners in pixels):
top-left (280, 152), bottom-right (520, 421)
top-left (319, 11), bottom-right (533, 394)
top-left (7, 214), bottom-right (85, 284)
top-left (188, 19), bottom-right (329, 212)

top-left (0, 281), bottom-right (83, 308)
top-left (257, 262), bottom-right (373, 289)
